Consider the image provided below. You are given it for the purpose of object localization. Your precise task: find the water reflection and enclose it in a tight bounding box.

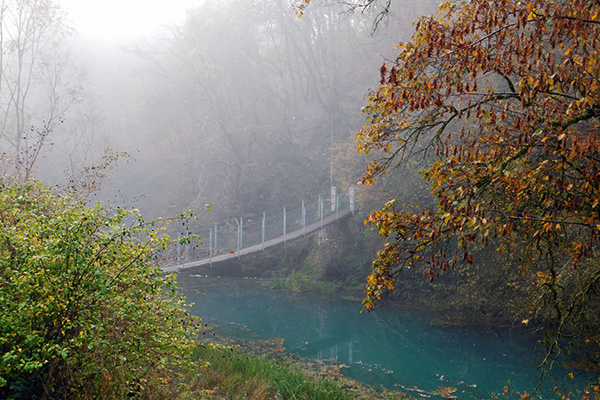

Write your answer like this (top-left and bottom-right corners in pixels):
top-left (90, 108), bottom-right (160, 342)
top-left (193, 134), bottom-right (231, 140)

top-left (178, 275), bottom-right (593, 399)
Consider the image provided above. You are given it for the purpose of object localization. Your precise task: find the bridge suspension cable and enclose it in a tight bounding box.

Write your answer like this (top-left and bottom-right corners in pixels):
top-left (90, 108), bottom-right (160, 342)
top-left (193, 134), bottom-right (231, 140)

top-left (161, 186), bottom-right (355, 272)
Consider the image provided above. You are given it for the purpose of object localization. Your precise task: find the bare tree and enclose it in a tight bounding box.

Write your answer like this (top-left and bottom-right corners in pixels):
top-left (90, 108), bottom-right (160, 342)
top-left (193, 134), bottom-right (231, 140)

top-left (0, 0), bottom-right (86, 181)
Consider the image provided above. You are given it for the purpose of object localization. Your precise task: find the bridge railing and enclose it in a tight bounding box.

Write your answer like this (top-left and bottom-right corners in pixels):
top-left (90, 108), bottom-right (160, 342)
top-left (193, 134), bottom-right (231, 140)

top-left (159, 186), bottom-right (355, 267)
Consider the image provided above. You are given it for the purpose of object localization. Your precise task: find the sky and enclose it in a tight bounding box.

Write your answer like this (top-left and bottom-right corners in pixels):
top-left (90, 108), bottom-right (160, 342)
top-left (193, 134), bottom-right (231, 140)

top-left (58, 0), bottom-right (203, 40)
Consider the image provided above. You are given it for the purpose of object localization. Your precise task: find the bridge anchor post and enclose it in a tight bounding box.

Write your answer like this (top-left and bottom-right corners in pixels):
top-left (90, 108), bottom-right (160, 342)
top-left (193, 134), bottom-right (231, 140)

top-left (283, 206), bottom-right (287, 243)
top-left (209, 229), bottom-right (213, 267)
top-left (262, 212), bottom-right (266, 251)
top-left (330, 186), bottom-right (337, 212)
top-left (319, 195), bottom-right (324, 228)
top-left (302, 201), bottom-right (306, 236)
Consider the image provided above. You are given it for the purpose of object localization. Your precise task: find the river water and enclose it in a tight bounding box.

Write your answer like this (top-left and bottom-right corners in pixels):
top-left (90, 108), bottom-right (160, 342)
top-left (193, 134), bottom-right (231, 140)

top-left (177, 274), bottom-right (594, 399)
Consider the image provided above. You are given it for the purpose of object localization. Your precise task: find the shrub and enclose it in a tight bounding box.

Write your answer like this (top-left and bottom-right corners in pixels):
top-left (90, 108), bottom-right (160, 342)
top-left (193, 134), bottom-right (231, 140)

top-left (0, 180), bottom-right (198, 399)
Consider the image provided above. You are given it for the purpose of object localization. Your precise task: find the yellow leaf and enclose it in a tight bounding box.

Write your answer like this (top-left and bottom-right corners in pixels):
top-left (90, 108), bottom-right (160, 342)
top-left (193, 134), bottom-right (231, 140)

top-left (443, 213), bottom-right (452, 224)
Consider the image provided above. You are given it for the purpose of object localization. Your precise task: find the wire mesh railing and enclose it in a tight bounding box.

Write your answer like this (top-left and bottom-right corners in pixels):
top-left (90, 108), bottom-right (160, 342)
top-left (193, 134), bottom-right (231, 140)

top-left (160, 186), bottom-right (355, 267)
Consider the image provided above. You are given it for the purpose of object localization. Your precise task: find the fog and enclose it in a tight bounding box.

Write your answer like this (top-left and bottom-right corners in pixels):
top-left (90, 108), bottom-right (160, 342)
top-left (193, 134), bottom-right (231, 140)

top-left (1, 0), bottom-right (437, 221)
top-left (59, 0), bottom-right (202, 40)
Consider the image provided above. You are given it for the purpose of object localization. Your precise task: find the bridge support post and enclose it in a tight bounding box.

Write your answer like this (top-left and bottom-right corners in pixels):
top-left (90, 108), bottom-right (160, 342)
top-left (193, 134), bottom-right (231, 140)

top-left (330, 186), bottom-right (336, 212)
top-left (283, 206), bottom-right (287, 243)
top-left (349, 186), bottom-right (355, 214)
top-left (319, 195), bottom-right (324, 228)
top-left (302, 201), bottom-right (306, 236)
top-left (262, 212), bottom-right (265, 250)
top-left (237, 218), bottom-right (243, 259)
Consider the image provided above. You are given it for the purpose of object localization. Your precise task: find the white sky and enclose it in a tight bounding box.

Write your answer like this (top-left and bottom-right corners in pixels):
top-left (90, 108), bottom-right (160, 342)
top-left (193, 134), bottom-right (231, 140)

top-left (58, 0), bottom-right (203, 40)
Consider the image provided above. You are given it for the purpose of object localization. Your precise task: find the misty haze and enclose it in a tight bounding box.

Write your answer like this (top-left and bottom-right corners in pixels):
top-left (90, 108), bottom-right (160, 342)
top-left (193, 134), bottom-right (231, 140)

top-left (1, 0), bottom-right (599, 399)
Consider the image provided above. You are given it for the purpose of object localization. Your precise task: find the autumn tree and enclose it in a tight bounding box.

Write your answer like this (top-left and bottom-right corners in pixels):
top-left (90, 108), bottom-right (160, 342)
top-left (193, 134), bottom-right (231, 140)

top-left (345, 0), bottom-right (600, 378)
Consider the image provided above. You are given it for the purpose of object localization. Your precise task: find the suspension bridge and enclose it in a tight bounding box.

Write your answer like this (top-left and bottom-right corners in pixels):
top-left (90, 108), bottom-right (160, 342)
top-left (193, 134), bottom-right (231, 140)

top-left (161, 186), bottom-right (356, 273)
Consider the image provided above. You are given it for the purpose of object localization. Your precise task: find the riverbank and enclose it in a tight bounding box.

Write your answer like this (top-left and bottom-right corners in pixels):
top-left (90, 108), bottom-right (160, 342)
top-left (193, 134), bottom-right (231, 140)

top-left (186, 325), bottom-right (413, 400)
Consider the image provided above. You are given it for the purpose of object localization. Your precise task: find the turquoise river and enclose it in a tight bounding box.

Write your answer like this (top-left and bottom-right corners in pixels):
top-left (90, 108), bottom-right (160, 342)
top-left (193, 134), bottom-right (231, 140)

top-left (177, 274), bottom-right (596, 399)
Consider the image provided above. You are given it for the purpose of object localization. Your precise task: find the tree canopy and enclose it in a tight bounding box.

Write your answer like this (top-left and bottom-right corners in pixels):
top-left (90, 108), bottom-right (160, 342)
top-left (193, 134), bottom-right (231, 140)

top-left (351, 0), bottom-right (600, 376)
top-left (122, 0), bottom-right (392, 219)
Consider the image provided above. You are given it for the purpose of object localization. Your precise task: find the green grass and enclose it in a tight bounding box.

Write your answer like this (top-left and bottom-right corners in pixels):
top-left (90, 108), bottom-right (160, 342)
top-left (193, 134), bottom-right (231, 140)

top-left (270, 276), bottom-right (303, 292)
top-left (269, 275), bottom-right (340, 294)
top-left (185, 343), bottom-right (354, 400)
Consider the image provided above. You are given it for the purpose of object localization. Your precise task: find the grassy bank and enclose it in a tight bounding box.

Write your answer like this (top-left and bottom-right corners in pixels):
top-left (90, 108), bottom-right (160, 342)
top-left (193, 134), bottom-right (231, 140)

top-left (185, 344), bottom-right (351, 400)
top-left (177, 338), bottom-right (410, 400)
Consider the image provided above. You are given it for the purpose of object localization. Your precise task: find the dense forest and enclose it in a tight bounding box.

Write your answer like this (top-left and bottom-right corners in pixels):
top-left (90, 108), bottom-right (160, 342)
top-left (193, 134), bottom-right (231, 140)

top-left (88, 0), bottom-right (434, 220)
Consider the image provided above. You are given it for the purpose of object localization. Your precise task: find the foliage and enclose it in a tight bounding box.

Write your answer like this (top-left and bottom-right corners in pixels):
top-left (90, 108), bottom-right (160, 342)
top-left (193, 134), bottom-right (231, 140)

top-left (356, 0), bottom-right (600, 378)
top-left (0, 180), bottom-right (199, 399)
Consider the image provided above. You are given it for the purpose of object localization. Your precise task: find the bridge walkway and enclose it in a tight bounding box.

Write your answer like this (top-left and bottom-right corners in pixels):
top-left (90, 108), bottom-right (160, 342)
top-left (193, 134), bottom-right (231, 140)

top-left (162, 208), bottom-right (352, 273)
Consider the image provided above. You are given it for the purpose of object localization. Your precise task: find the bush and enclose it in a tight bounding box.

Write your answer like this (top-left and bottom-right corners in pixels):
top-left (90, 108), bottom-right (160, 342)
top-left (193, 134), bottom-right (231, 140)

top-left (0, 180), bottom-right (198, 399)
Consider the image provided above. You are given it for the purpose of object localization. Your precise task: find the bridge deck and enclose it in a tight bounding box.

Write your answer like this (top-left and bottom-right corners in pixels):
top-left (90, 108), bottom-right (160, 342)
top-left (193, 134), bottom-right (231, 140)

top-left (162, 208), bottom-right (352, 273)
